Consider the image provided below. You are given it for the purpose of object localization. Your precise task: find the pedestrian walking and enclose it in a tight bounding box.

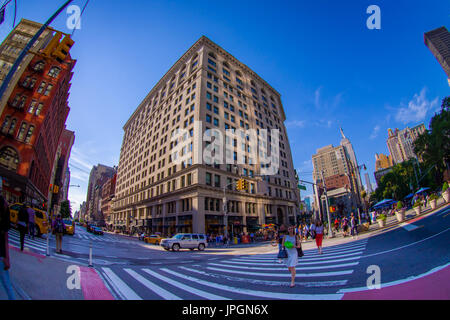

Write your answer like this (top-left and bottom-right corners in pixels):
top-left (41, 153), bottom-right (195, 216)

top-left (276, 224), bottom-right (287, 263)
top-left (282, 225), bottom-right (301, 288)
top-left (313, 219), bottom-right (324, 254)
top-left (303, 224), bottom-right (309, 241)
top-left (309, 221), bottom-right (316, 240)
top-left (17, 204), bottom-right (29, 251)
top-left (334, 218), bottom-right (340, 233)
top-left (0, 194), bottom-right (15, 299)
top-left (342, 216), bottom-right (349, 237)
top-left (350, 213), bottom-right (358, 239)
top-left (52, 214), bottom-right (65, 254)
top-left (27, 205), bottom-right (36, 239)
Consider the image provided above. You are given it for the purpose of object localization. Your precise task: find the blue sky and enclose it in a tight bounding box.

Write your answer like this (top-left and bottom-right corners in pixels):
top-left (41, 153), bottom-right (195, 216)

top-left (0, 0), bottom-right (449, 211)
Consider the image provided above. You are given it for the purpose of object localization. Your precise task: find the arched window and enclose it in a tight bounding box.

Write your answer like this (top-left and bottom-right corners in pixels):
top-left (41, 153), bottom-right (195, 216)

top-left (0, 146), bottom-right (20, 171)
top-left (33, 61), bottom-right (45, 72)
top-left (48, 66), bottom-right (61, 78)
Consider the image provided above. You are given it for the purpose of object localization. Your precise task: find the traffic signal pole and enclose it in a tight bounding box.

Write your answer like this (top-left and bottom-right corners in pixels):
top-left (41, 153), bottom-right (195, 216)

top-left (0, 0), bottom-right (73, 100)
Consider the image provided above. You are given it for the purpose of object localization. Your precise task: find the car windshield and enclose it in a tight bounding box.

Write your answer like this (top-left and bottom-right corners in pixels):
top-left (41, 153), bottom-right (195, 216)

top-left (63, 220), bottom-right (72, 225)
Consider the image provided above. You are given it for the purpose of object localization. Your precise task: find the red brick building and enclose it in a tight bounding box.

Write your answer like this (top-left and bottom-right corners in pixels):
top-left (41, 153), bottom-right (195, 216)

top-left (101, 173), bottom-right (117, 229)
top-left (0, 34), bottom-right (76, 206)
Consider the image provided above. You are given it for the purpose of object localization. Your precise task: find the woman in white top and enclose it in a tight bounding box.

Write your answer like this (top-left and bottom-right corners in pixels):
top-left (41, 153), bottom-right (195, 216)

top-left (282, 225), bottom-right (301, 288)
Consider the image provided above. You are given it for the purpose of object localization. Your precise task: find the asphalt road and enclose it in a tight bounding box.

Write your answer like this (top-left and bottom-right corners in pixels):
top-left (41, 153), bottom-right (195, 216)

top-left (8, 205), bottom-right (450, 299)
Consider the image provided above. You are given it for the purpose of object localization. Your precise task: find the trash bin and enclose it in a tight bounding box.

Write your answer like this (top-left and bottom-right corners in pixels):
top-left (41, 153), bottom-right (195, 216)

top-left (234, 237), bottom-right (238, 244)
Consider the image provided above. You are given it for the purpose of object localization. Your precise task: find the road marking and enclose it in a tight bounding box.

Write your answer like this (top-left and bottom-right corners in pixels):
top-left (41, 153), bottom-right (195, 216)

top-left (227, 255), bottom-right (362, 265)
top-left (338, 262), bottom-right (450, 293)
top-left (124, 268), bottom-right (181, 300)
top-left (181, 266), bottom-right (348, 288)
top-left (361, 227), bottom-right (450, 259)
top-left (205, 266), bottom-right (353, 278)
top-left (167, 267), bottom-right (343, 300)
top-left (401, 223), bottom-right (419, 231)
top-left (142, 268), bottom-right (229, 300)
top-left (101, 268), bottom-right (142, 300)
top-left (208, 261), bottom-right (359, 271)
top-left (233, 251), bottom-right (363, 262)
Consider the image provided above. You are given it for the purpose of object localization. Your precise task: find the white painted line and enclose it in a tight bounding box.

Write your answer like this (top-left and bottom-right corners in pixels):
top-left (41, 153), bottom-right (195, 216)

top-left (179, 266), bottom-right (348, 288)
top-left (124, 268), bottom-right (181, 300)
top-left (9, 240), bottom-right (46, 252)
top-left (228, 256), bottom-right (361, 266)
top-left (249, 246), bottom-right (366, 259)
top-left (233, 251), bottom-right (363, 262)
top-left (208, 261), bottom-right (359, 271)
top-left (206, 266), bottom-right (353, 278)
top-left (400, 223), bottom-right (419, 231)
top-left (362, 228), bottom-right (450, 259)
top-left (102, 268), bottom-right (142, 300)
top-left (167, 267), bottom-right (343, 300)
top-left (142, 268), bottom-right (229, 300)
top-left (339, 262), bottom-right (450, 293)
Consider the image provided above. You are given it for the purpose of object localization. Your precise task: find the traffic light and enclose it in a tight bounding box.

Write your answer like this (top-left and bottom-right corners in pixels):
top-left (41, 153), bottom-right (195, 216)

top-left (242, 180), bottom-right (249, 191)
top-left (42, 32), bottom-right (62, 58)
top-left (236, 179), bottom-right (243, 190)
top-left (40, 31), bottom-right (74, 63)
top-left (53, 35), bottom-right (74, 63)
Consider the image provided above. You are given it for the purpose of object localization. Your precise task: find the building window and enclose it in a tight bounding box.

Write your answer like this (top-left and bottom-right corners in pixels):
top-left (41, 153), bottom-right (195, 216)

top-left (0, 147), bottom-right (19, 171)
top-left (37, 81), bottom-right (46, 94)
top-left (48, 67), bottom-right (61, 78)
top-left (206, 172), bottom-right (212, 186)
top-left (44, 84), bottom-right (53, 96)
top-left (214, 175), bottom-right (221, 188)
top-left (16, 122), bottom-right (27, 141)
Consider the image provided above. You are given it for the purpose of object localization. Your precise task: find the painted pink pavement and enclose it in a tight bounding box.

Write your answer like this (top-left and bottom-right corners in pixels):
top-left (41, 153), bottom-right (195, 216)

top-left (342, 264), bottom-right (450, 300)
top-left (80, 266), bottom-right (115, 300)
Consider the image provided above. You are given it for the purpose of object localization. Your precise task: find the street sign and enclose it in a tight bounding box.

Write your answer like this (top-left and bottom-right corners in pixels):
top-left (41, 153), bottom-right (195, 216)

top-left (298, 184), bottom-right (307, 190)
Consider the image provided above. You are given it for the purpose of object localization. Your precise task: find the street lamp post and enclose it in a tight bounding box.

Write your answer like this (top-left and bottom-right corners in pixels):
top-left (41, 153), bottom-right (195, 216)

top-left (320, 171), bottom-right (333, 238)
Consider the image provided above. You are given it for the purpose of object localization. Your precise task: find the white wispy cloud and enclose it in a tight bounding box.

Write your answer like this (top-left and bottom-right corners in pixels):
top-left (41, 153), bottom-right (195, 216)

top-left (286, 120), bottom-right (306, 128)
top-left (370, 125), bottom-right (380, 140)
top-left (395, 87), bottom-right (439, 124)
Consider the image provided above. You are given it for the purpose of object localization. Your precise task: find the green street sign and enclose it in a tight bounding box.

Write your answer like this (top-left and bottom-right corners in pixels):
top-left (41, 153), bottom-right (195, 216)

top-left (298, 184), bottom-right (307, 190)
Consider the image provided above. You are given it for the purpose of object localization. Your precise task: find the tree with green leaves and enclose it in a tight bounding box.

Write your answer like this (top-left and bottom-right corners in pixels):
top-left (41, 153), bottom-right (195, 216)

top-left (414, 96), bottom-right (450, 187)
top-left (59, 200), bottom-right (72, 219)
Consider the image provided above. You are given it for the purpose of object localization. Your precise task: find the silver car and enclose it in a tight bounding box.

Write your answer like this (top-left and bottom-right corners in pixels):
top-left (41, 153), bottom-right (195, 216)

top-left (160, 233), bottom-right (207, 251)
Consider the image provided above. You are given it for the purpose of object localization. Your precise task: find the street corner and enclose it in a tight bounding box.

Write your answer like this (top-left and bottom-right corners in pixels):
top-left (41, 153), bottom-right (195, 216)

top-left (77, 266), bottom-right (115, 300)
top-left (340, 263), bottom-right (450, 300)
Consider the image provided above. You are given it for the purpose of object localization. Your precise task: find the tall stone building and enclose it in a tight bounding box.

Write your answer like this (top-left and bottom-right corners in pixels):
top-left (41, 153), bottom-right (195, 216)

top-left (387, 124), bottom-right (426, 165)
top-left (375, 153), bottom-right (394, 171)
top-left (112, 36), bottom-right (300, 236)
top-left (86, 164), bottom-right (116, 225)
top-left (424, 26), bottom-right (450, 85)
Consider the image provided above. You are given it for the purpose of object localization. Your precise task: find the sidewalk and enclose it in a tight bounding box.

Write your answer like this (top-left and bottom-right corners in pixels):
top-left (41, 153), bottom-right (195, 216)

top-left (0, 245), bottom-right (111, 300)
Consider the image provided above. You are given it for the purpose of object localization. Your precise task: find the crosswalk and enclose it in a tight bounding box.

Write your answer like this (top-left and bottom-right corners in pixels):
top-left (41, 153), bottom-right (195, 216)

top-left (98, 239), bottom-right (369, 300)
top-left (8, 228), bottom-right (50, 254)
top-left (74, 233), bottom-right (137, 245)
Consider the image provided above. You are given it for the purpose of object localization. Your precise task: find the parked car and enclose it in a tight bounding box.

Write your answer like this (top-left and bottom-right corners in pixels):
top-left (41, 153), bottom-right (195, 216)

top-left (160, 233), bottom-right (207, 251)
top-left (9, 203), bottom-right (49, 236)
top-left (92, 226), bottom-right (104, 235)
top-left (144, 234), bottom-right (164, 245)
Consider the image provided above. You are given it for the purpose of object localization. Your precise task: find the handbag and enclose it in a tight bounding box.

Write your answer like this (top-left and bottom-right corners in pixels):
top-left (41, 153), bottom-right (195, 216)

top-left (277, 248), bottom-right (288, 259)
top-left (296, 236), bottom-right (304, 257)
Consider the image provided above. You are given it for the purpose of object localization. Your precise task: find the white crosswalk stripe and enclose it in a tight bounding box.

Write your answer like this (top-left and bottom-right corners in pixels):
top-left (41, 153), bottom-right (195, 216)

top-left (8, 229), bottom-right (49, 253)
top-left (98, 239), bottom-right (368, 300)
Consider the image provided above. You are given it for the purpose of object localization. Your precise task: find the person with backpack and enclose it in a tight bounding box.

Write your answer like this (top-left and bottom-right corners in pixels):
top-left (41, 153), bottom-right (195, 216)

top-left (342, 216), bottom-right (349, 237)
top-left (52, 214), bottom-right (66, 254)
top-left (0, 194), bottom-right (15, 299)
top-left (17, 204), bottom-right (29, 251)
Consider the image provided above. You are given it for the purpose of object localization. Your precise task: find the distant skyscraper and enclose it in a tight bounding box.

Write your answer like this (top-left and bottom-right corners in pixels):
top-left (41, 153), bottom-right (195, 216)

top-left (364, 173), bottom-right (373, 194)
top-left (424, 26), bottom-right (450, 84)
top-left (340, 128), bottom-right (363, 191)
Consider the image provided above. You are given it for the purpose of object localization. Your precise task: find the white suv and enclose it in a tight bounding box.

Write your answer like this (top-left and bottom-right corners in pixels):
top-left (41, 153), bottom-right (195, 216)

top-left (161, 233), bottom-right (207, 251)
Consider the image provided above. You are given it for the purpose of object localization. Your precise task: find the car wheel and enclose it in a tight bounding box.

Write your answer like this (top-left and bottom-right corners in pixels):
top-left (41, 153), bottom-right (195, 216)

top-left (198, 243), bottom-right (205, 251)
top-left (172, 243), bottom-right (180, 252)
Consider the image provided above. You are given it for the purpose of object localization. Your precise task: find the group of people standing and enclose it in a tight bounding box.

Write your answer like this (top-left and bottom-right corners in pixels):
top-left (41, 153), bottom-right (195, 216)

top-left (333, 212), bottom-right (359, 239)
top-left (274, 220), bottom-right (325, 287)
